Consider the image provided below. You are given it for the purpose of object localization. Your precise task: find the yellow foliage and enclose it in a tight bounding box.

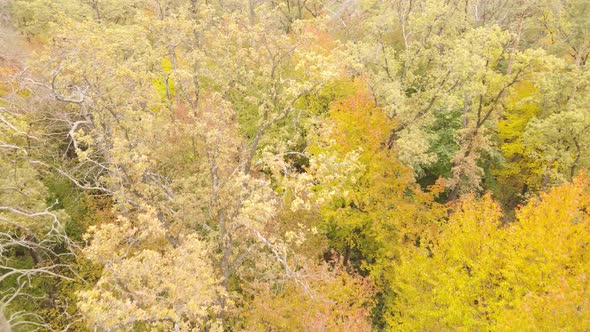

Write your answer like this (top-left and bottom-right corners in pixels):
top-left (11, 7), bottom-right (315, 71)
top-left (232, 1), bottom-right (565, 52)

top-left (494, 80), bottom-right (544, 203)
top-left (391, 175), bottom-right (590, 330)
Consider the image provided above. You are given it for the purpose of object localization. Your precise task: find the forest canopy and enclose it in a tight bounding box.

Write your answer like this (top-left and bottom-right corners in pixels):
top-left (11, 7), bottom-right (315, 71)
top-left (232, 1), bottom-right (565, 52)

top-left (0, 0), bottom-right (589, 330)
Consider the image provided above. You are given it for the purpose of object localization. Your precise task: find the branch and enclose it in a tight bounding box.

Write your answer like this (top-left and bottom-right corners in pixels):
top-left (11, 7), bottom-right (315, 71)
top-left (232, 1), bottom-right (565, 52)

top-left (30, 160), bottom-right (113, 194)
top-left (0, 265), bottom-right (74, 283)
top-left (243, 86), bottom-right (317, 174)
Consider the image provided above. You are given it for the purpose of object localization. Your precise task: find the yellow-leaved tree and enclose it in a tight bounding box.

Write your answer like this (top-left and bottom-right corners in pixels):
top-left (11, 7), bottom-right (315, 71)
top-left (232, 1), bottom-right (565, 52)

top-left (307, 89), bottom-right (446, 327)
top-left (391, 174), bottom-right (590, 330)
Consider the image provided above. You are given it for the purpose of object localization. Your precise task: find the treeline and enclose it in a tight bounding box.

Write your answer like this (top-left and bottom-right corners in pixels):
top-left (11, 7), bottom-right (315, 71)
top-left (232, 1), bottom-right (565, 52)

top-left (0, 0), bottom-right (589, 330)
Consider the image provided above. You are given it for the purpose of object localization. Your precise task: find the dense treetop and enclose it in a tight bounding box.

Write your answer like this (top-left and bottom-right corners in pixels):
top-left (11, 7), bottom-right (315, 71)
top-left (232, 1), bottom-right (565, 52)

top-left (0, 0), bottom-right (589, 330)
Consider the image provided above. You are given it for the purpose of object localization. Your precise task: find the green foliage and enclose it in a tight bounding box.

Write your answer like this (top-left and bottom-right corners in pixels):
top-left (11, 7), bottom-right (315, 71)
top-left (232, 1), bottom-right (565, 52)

top-left (418, 108), bottom-right (462, 187)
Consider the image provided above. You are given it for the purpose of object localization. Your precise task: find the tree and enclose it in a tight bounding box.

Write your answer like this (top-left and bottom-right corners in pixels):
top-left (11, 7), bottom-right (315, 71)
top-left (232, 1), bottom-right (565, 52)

top-left (522, 57), bottom-right (590, 187)
top-left (14, 0), bottom-right (339, 329)
top-left (308, 90), bottom-right (445, 326)
top-left (391, 175), bottom-right (590, 330)
top-left (241, 258), bottom-right (375, 331)
top-left (0, 41), bottom-right (77, 330)
top-left (341, 0), bottom-right (549, 198)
